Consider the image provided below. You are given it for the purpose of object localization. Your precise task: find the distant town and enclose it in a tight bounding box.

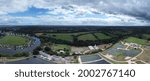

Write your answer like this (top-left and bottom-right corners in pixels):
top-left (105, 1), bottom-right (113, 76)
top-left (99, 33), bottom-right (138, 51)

top-left (0, 26), bottom-right (150, 64)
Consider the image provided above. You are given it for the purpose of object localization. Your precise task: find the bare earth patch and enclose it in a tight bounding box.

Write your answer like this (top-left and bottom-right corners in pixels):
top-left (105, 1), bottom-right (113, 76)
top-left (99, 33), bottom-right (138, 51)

top-left (71, 46), bottom-right (88, 53)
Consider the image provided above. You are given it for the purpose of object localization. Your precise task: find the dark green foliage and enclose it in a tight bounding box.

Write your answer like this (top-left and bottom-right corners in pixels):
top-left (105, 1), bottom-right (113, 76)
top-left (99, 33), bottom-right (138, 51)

top-left (44, 47), bottom-right (51, 52)
top-left (33, 50), bottom-right (39, 55)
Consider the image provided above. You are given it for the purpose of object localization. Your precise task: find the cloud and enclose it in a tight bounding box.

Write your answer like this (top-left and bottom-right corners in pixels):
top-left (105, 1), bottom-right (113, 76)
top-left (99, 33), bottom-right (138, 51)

top-left (0, 0), bottom-right (31, 15)
top-left (0, 0), bottom-right (150, 25)
top-left (97, 0), bottom-right (150, 20)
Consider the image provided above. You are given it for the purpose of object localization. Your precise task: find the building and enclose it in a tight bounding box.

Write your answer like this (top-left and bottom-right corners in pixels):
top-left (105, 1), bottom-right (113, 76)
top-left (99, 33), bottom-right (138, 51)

top-left (39, 51), bottom-right (52, 60)
top-left (88, 46), bottom-right (95, 50)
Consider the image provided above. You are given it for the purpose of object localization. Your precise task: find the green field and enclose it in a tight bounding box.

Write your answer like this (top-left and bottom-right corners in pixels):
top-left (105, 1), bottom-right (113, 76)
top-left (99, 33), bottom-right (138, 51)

top-left (78, 34), bottom-right (97, 41)
top-left (94, 33), bottom-right (111, 40)
top-left (47, 32), bottom-right (89, 41)
top-left (124, 37), bottom-right (148, 45)
top-left (0, 36), bottom-right (29, 45)
top-left (44, 32), bottom-right (113, 42)
top-left (52, 44), bottom-right (70, 51)
top-left (49, 34), bottom-right (73, 41)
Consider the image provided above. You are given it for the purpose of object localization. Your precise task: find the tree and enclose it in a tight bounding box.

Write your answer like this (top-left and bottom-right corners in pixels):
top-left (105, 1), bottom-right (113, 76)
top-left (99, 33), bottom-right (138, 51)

top-left (48, 51), bottom-right (56, 55)
top-left (33, 50), bottom-right (39, 55)
top-left (35, 46), bottom-right (42, 51)
top-left (44, 47), bottom-right (51, 52)
top-left (22, 52), bottom-right (30, 57)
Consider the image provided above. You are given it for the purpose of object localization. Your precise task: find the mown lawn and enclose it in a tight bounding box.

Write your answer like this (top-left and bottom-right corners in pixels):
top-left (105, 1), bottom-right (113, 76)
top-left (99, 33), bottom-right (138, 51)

top-left (124, 37), bottom-right (148, 45)
top-left (0, 36), bottom-right (29, 45)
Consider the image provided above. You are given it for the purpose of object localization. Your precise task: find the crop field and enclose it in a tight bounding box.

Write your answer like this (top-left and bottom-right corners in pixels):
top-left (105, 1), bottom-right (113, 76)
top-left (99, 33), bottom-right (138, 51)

top-left (0, 36), bottom-right (29, 45)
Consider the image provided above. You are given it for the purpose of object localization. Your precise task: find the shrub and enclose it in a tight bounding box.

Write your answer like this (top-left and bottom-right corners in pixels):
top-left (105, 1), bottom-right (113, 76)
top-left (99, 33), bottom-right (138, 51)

top-left (33, 50), bottom-right (39, 55)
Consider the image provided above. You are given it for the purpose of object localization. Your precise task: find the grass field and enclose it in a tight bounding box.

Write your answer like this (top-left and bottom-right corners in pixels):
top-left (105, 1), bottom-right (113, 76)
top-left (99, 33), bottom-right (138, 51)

top-left (113, 53), bottom-right (126, 61)
top-left (0, 36), bottom-right (29, 45)
top-left (78, 34), bottom-right (97, 41)
top-left (47, 32), bottom-right (89, 41)
top-left (94, 33), bottom-right (111, 40)
top-left (49, 34), bottom-right (73, 41)
top-left (52, 44), bottom-right (71, 51)
top-left (43, 32), bottom-right (113, 42)
top-left (124, 37), bottom-right (148, 45)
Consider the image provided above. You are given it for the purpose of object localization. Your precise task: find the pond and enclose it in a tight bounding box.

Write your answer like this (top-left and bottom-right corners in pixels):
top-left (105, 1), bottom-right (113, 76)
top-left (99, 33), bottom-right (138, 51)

top-left (0, 37), bottom-right (41, 54)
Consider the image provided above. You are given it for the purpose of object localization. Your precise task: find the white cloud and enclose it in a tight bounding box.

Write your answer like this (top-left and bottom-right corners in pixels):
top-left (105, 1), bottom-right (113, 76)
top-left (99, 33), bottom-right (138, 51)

top-left (0, 0), bottom-right (150, 25)
top-left (0, 0), bottom-right (31, 15)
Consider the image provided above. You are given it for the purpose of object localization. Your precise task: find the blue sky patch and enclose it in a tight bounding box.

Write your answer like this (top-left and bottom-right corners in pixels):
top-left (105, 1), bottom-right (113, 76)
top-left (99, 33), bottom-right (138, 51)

top-left (8, 7), bottom-right (49, 17)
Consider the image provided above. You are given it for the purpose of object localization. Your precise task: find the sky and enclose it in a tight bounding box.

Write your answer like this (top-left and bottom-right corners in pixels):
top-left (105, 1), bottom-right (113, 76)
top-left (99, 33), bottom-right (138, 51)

top-left (0, 0), bottom-right (150, 26)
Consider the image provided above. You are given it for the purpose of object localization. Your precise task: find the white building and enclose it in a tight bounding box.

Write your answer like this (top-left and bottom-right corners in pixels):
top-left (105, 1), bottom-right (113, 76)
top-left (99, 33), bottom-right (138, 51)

top-left (94, 45), bottom-right (99, 50)
top-left (88, 46), bottom-right (95, 50)
top-left (39, 51), bottom-right (52, 60)
top-left (57, 50), bottom-right (65, 54)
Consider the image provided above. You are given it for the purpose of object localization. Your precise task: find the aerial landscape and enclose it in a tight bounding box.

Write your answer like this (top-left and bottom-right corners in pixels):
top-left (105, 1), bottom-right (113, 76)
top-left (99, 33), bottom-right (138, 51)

top-left (0, 0), bottom-right (150, 64)
top-left (0, 26), bottom-right (150, 64)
